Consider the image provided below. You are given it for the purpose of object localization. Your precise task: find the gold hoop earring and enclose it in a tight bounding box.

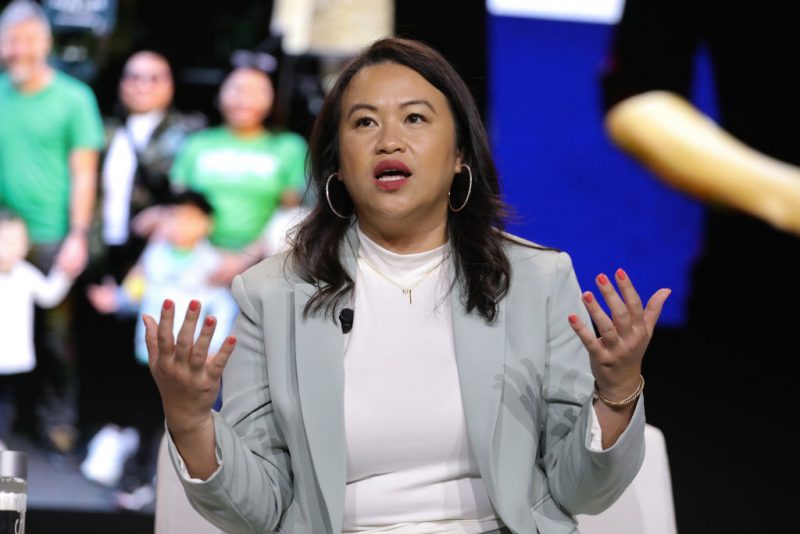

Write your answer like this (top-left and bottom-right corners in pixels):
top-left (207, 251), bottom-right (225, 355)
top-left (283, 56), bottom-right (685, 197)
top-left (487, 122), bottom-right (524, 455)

top-left (448, 164), bottom-right (473, 212)
top-left (326, 173), bottom-right (352, 219)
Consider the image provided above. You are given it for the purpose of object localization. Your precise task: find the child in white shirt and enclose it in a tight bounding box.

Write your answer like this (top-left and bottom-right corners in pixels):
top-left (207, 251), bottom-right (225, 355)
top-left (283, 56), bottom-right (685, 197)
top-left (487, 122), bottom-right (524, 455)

top-left (0, 210), bottom-right (72, 440)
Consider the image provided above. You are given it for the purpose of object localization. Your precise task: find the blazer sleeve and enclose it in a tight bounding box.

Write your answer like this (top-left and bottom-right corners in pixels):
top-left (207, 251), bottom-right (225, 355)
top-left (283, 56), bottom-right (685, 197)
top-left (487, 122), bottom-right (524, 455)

top-left (539, 252), bottom-right (646, 515)
top-left (167, 273), bottom-right (293, 533)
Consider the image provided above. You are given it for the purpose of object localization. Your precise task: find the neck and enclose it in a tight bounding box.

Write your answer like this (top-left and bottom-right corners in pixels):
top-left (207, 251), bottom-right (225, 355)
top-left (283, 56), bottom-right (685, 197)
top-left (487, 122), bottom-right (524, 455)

top-left (14, 65), bottom-right (53, 94)
top-left (172, 238), bottom-right (203, 252)
top-left (357, 217), bottom-right (447, 254)
top-left (129, 108), bottom-right (166, 118)
top-left (228, 124), bottom-right (265, 138)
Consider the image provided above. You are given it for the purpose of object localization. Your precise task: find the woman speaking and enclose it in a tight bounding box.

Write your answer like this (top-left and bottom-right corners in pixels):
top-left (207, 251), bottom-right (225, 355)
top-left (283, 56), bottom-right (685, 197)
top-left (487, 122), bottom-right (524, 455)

top-left (143, 38), bottom-right (669, 534)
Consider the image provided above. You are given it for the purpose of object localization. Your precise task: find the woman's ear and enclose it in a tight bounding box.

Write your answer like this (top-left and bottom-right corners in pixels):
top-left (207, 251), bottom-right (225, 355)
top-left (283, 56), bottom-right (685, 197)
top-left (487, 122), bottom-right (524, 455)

top-left (454, 151), bottom-right (465, 173)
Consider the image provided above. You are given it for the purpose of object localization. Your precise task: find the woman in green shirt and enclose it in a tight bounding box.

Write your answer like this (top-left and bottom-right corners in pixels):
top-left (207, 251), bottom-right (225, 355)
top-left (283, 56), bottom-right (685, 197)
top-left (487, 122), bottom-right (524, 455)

top-left (170, 67), bottom-right (308, 285)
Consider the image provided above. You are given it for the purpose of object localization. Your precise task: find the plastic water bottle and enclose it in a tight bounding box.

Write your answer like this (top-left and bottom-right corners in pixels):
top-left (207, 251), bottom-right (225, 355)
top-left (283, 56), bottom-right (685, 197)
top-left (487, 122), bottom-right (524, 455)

top-left (0, 451), bottom-right (26, 534)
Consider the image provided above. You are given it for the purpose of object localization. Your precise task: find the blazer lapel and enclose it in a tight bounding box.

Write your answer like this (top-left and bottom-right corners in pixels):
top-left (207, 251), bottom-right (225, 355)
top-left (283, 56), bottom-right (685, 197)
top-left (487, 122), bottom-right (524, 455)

top-left (292, 228), bottom-right (508, 529)
top-left (451, 284), bottom-right (507, 501)
top-left (293, 227), bottom-right (359, 532)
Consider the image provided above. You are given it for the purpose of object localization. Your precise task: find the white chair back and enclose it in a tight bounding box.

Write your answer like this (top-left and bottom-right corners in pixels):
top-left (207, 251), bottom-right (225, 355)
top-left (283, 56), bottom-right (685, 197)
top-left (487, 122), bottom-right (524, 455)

top-left (154, 434), bottom-right (222, 534)
top-left (577, 424), bottom-right (678, 534)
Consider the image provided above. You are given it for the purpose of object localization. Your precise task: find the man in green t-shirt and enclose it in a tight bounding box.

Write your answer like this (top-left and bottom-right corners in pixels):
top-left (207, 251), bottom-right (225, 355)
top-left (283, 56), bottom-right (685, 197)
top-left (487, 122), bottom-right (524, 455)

top-left (0, 0), bottom-right (104, 454)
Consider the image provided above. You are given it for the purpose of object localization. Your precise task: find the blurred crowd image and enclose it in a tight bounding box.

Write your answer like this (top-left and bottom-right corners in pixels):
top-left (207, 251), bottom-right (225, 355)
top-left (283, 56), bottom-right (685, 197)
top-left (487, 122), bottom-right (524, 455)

top-left (0, 0), bottom-right (312, 511)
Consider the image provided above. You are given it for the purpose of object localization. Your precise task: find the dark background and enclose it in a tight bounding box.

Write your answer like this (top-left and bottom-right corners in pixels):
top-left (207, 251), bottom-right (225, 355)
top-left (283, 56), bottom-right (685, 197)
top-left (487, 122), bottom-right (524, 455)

top-left (80, 0), bottom-right (489, 138)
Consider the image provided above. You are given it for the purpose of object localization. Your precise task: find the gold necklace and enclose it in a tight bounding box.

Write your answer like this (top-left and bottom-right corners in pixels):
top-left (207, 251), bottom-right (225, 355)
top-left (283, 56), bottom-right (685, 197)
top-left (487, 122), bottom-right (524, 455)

top-left (358, 255), bottom-right (444, 304)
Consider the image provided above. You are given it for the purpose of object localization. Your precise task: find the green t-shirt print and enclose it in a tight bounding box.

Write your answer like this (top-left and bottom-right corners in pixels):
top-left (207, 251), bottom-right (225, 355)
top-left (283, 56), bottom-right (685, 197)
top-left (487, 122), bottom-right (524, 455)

top-left (0, 71), bottom-right (104, 243)
top-left (170, 127), bottom-right (308, 250)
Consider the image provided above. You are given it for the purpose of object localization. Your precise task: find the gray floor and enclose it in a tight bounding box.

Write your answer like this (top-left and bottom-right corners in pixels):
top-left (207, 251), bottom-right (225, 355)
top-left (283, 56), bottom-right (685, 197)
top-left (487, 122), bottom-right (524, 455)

top-left (4, 432), bottom-right (154, 514)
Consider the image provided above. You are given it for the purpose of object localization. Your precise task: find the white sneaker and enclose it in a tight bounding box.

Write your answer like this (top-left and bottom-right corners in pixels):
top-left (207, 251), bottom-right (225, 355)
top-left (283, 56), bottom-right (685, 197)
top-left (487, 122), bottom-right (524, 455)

top-left (115, 483), bottom-right (156, 511)
top-left (80, 424), bottom-right (140, 487)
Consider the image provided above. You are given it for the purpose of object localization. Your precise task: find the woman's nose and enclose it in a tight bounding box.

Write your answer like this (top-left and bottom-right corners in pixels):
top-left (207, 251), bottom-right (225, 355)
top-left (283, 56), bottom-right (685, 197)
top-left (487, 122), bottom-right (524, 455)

top-left (375, 123), bottom-right (405, 154)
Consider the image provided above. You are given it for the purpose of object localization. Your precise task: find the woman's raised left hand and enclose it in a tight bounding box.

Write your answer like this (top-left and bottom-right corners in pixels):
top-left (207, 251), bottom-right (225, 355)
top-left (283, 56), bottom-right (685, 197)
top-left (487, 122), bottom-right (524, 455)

top-left (568, 268), bottom-right (670, 401)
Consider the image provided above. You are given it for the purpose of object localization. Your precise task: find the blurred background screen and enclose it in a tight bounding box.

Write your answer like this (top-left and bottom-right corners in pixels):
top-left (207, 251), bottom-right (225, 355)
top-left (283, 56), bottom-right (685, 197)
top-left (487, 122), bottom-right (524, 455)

top-left (487, 0), bottom-right (720, 326)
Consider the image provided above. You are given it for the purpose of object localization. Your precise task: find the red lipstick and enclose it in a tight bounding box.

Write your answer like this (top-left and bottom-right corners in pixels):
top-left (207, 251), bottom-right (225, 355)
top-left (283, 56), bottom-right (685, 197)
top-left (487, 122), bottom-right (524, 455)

top-left (372, 159), bottom-right (412, 191)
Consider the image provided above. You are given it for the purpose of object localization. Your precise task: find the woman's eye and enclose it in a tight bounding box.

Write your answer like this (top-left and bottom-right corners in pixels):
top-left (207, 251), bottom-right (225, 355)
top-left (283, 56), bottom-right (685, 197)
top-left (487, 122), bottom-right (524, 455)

top-left (407, 113), bottom-right (426, 124)
top-left (355, 117), bottom-right (375, 127)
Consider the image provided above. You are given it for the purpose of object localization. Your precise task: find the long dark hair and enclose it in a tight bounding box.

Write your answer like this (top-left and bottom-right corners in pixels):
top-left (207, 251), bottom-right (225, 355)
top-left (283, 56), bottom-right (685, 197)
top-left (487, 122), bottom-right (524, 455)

top-left (291, 37), bottom-right (511, 323)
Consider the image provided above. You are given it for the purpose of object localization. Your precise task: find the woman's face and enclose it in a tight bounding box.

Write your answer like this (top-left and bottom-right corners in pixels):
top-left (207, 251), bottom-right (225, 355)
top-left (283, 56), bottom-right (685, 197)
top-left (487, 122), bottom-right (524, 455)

top-left (219, 68), bottom-right (274, 131)
top-left (337, 62), bottom-right (462, 233)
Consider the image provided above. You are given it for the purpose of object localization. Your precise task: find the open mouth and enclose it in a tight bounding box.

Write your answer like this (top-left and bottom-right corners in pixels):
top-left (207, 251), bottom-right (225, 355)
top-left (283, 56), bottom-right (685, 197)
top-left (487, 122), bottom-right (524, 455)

top-left (373, 160), bottom-right (413, 187)
top-left (375, 169), bottom-right (412, 182)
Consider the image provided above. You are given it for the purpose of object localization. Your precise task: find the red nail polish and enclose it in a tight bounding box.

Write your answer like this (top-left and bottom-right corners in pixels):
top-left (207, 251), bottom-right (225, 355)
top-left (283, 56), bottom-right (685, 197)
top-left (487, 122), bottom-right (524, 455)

top-left (597, 274), bottom-right (609, 286)
top-left (616, 268), bottom-right (627, 281)
top-left (163, 300), bottom-right (173, 310)
top-left (583, 292), bottom-right (594, 304)
top-left (189, 300), bottom-right (199, 311)
top-left (205, 316), bottom-right (215, 327)
top-left (568, 314), bottom-right (578, 325)
top-left (227, 336), bottom-right (237, 345)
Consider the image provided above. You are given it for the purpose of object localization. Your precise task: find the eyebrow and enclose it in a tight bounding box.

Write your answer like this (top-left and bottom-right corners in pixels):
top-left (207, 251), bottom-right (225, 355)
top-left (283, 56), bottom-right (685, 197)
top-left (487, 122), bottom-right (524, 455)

top-left (346, 99), bottom-right (437, 119)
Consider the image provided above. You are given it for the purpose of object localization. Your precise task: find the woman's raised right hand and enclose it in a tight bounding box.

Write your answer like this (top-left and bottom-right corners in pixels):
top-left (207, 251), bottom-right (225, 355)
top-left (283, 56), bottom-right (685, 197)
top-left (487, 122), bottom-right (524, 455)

top-left (143, 299), bottom-right (237, 437)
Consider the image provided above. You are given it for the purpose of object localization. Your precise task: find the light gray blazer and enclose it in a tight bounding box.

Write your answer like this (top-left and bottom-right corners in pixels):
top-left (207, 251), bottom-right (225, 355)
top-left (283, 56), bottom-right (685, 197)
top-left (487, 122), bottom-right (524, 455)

top-left (169, 229), bottom-right (645, 534)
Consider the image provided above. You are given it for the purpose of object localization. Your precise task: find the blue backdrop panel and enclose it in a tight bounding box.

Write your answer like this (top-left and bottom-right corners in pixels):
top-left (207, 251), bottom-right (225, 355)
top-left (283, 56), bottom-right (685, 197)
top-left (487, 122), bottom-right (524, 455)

top-left (488, 14), bottom-right (713, 326)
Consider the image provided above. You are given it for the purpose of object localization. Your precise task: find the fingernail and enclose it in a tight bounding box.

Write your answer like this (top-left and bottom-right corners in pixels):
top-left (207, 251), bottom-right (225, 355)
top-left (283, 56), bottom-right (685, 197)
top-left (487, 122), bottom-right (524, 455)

top-left (616, 268), bottom-right (626, 281)
top-left (141, 314), bottom-right (148, 325)
top-left (189, 300), bottom-right (200, 311)
top-left (597, 274), bottom-right (609, 286)
top-left (205, 316), bottom-right (215, 327)
top-left (163, 299), bottom-right (173, 310)
top-left (583, 292), bottom-right (594, 304)
top-left (568, 314), bottom-right (578, 325)
top-left (227, 336), bottom-right (237, 345)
